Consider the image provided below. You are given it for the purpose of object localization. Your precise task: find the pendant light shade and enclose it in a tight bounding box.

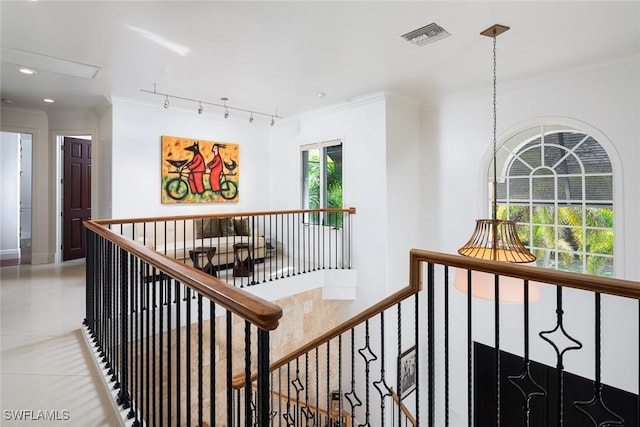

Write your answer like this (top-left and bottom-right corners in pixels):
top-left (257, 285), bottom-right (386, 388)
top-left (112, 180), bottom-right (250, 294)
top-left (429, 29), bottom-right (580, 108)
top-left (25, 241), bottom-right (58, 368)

top-left (459, 219), bottom-right (536, 263)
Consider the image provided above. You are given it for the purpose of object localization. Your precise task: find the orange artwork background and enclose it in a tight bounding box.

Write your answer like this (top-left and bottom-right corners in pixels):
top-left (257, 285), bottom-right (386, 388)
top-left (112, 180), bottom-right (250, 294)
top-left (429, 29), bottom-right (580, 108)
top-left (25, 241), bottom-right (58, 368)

top-left (161, 135), bottom-right (240, 203)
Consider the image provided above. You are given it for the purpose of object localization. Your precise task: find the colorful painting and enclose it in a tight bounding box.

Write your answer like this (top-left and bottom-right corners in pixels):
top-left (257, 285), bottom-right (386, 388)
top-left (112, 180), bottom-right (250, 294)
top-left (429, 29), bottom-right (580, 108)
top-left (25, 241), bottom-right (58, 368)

top-left (161, 136), bottom-right (239, 203)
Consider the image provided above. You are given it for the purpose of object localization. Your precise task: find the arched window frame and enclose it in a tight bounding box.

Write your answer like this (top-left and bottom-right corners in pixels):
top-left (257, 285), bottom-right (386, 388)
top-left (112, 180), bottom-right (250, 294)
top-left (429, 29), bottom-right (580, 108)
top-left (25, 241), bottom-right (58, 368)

top-left (483, 119), bottom-right (623, 277)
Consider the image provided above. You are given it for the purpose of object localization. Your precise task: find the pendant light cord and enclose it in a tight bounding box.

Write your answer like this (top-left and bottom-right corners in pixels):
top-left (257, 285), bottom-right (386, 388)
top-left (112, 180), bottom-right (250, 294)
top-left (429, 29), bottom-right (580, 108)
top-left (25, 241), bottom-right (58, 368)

top-left (492, 32), bottom-right (498, 223)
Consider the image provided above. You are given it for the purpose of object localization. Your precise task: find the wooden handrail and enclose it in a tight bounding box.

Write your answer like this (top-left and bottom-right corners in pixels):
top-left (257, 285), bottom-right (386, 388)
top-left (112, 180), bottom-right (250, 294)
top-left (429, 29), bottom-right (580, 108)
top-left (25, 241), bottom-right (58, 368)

top-left (410, 249), bottom-right (640, 300)
top-left (84, 220), bottom-right (283, 331)
top-left (389, 387), bottom-right (417, 427)
top-left (233, 258), bottom-right (422, 388)
top-left (91, 207), bottom-right (357, 226)
top-left (234, 247), bottom-right (639, 388)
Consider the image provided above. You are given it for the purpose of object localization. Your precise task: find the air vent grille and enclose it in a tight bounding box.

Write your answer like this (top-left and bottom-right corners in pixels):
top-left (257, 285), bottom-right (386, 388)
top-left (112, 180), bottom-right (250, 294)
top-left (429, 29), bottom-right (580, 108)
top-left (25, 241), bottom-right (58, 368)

top-left (401, 22), bottom-right (450, 46)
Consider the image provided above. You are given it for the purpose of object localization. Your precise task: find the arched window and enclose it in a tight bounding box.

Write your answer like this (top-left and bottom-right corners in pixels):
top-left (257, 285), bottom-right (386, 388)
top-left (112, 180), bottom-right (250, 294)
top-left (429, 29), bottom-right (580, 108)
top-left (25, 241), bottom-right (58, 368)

top-left (495, 125), bottom-right (614, 276)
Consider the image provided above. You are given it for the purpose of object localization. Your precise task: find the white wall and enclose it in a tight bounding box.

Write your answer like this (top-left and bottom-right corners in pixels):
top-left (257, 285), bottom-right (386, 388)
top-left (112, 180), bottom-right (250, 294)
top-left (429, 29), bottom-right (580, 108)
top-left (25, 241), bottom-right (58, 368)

top-left (385, 95), bottom-right (422, 293)
top-left (270, 94), bottom-right (390, 312)
top-left (109, 98), bottom-right (272, 218)
top-left (20, 134), bottom-right (32, 240)
top-left (421, 56), bottom-right (640, 421)
top-left (0, 132), bottom-right (20, 260)
top-left (0, 107), bottom-right (51, 264)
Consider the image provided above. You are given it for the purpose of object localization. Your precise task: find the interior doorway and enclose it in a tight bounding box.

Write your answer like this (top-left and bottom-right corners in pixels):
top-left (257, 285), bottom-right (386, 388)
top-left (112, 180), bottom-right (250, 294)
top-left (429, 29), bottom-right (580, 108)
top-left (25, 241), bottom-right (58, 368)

top-left (62, 136), bottom-right (92, 261)
top-left (0, 131), bottom-right (32, 266)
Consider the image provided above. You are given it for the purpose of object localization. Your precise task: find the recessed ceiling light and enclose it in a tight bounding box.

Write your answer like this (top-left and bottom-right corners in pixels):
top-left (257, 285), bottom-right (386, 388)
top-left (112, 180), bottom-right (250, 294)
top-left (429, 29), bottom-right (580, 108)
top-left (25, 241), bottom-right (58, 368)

top-left (43, 98), bottom-right (55, 103)
top-left (317, 92), bottom-right (326, 98)
top-left (19, 67), bottom-right (37, 75)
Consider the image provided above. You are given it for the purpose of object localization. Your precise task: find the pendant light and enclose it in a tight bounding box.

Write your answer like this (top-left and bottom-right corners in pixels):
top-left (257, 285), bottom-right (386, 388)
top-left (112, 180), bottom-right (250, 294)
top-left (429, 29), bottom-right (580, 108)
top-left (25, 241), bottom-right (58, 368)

top-left (455, 24), bottom-right (537, 303)
top-left (458, 24), bottom-right (535, 264)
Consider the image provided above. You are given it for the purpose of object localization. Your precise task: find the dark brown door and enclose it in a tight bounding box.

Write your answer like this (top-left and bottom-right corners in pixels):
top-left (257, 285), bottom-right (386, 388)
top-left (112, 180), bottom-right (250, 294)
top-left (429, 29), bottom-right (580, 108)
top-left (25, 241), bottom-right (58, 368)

top-left (63, 137), bottom-right (91, 260)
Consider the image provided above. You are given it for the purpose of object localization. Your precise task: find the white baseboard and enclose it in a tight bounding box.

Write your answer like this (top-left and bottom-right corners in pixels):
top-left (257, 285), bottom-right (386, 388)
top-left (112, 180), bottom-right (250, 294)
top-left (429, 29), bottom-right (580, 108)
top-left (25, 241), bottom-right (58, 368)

top-left (0, 248), bottom-right (20, 260)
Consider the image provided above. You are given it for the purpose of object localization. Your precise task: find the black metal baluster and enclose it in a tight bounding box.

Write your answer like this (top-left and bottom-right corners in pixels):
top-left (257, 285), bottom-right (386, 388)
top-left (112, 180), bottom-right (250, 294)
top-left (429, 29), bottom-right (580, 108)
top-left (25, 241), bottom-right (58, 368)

top-left (280, 214), bottom-right (285, 279)
top-left (297, 213), bottom-right (301, 275)
top-left (373, 312), bottom-right (391, 427)
top-left (495, 274), bottom-right (501, 427)
top-left (444, 266), bottom-right (450, 427)
top-left (117, 249), bottom-right (130, 411)
top-left (338, 335), bottom-right (343, 427)
top-left (397, 302), bottom-right (403, 427)
top-left (144, 262), bottom-right (150, 425)
top-left (110, 246), bottom-right (119, 387)
top-left (226, 311), bottom-right (233, 427)
top-left (315, 347), bottom-right (319, 426)
top-left (198, 292), bottom-right (203, 427)
top-left (286, 213), bottom-right (291, 277)
top-left (127, 252), bottom-right (134, 421)
top-left (210, 300), bottom-right (216, 427)
top-left (159, 273), bottom-right (164, 425)
top-left (176, 280), bottom-right (182, 426)
top-left (467, 269), bottom-right (473, 427)
top-left (186, 286), bottom-right (192, 427)
top-left (358, 319), bottom-right (378, 426)
top-left (245, 321), bottom-right (252, 426)
top-left (326, 341), bottom-right (331, 427)
top-left (304, 353), bottom-right (310, 421)
top-left (133, 256), bottom-right (140, 426)
top-left (539, 286), bottom-right (582, 427)
top-left (574, 293), bottom-right (624, 426)
top-left (345, 328), bottom-right (361, 426)
top-left (508, 280), bottom-right (545, 427)
top-left (151, 266), bottom-right (156, 426)
top-left (257, 329), bottom-right (271, 426)
top-left (321, 209), bottom-right (325, 270)
top-left (167, 278), bottom-right (172, 426)
top-left (278, 366), bottom-right (283, 427)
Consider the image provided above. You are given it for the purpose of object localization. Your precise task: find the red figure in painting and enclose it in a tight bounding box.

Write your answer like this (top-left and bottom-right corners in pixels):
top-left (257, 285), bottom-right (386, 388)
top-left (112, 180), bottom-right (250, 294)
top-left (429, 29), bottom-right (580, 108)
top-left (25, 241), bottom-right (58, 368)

top-left (184, 141), bottom-right (206, 194)
top-left (207, 144), bottom-right (224, 192)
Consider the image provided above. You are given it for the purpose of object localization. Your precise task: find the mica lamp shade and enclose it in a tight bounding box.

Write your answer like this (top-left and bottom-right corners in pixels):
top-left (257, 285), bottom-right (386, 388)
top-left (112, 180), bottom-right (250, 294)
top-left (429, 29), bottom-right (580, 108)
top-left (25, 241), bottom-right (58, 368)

top-left (458, 219), bottom-right (536, 263)
top-left (457, 218), bottom-right (539, 303)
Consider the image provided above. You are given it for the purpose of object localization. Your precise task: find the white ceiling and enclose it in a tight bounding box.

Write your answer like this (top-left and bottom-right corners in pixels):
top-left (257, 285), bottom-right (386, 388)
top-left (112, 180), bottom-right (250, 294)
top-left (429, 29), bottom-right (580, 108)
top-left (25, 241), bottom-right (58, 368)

top-left (1, 1), bottom-right (639, 119)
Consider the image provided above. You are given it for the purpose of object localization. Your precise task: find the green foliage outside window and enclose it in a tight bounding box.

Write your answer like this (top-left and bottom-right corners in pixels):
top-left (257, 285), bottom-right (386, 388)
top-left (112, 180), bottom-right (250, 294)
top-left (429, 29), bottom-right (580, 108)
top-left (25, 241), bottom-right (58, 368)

top-left (303, 145), bottom-right (343, 227)
top-left (498, 205), bottom-right (613, 276)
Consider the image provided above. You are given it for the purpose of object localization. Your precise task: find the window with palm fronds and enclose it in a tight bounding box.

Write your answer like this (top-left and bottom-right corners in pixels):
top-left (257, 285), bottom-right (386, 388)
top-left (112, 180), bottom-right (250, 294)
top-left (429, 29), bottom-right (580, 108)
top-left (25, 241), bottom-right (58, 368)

top-left (301, 141), bottom-right (343, 227)
top-left (494, 126), bottom-right (614, 276)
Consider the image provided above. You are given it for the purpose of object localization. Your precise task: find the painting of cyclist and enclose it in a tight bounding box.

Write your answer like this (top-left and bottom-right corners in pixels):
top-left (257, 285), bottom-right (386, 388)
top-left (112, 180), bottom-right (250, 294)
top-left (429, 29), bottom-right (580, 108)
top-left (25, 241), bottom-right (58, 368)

top-left (207, 143), bottom-right (224, 192)
top-left (184, 141), bottom-right (206, 194)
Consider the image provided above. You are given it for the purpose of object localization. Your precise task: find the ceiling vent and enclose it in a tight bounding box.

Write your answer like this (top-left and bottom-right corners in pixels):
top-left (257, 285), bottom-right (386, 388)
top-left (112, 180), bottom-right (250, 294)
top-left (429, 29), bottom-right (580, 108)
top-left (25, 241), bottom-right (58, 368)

top-left (402, 22), bottom-right (450, 46)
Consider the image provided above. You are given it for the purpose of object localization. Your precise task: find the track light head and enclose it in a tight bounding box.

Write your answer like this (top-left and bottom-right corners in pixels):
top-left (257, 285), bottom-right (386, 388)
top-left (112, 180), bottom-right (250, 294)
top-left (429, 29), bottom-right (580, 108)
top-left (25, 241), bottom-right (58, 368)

top-left (141, 86), bottom-right (283, 125)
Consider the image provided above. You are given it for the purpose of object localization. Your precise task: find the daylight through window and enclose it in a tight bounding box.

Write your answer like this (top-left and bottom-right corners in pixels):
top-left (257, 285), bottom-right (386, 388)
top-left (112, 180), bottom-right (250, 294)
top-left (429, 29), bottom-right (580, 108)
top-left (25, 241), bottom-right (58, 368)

top-left (495, 126), bottom-right (614, 276)
top-left (301, 140), bottom-right (343, 226)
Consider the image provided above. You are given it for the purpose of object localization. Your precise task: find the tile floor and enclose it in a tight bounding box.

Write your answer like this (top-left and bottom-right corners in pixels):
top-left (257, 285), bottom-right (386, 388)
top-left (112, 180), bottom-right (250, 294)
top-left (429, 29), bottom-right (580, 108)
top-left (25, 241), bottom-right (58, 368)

top-left (0, 260), bottom-right (119, 426)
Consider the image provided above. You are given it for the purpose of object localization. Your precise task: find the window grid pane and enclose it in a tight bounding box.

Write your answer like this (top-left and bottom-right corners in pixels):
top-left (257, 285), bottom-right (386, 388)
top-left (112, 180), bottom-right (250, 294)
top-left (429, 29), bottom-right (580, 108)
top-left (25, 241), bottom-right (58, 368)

top-left (497, 127), bottom-right (614, 276)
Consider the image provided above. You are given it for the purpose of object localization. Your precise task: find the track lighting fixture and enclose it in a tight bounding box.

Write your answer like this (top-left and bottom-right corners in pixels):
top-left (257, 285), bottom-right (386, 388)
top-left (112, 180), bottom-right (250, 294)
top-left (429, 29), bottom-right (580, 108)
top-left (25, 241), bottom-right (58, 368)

top-left (222, 97), bottom-right (230, 118)
top-left (141, 84), bottom-right (283, 125)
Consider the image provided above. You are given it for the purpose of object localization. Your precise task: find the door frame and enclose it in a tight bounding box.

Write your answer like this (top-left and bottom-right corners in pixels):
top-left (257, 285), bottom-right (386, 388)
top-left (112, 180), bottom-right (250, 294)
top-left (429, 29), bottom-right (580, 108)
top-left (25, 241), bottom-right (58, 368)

top-left (0, 125), bottom-right (37, 266)
top-left (55, 130), bottom-right (95, 263)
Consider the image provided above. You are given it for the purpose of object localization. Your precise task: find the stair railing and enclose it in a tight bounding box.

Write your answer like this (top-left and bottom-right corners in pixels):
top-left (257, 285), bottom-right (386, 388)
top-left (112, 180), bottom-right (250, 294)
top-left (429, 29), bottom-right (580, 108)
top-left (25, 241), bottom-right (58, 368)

top-left (84, 219), bottom-right (282, 426)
